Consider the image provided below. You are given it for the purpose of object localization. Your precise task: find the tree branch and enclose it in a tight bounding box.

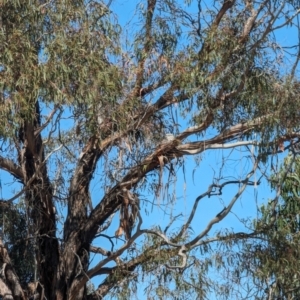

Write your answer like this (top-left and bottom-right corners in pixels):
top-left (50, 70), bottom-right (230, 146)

top-left (176, 179), bottom-right (259, 240)
top-left (186, 162), bottom-right (258, 248)
top-left (0, 156), bottom-right (23, 181)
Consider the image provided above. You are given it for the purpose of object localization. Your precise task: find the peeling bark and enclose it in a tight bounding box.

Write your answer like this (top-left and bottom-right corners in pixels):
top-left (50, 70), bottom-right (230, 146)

top-left (0, 278), bottom-right (13, 299)
top-left (0, 239), bottom-right (24, 299)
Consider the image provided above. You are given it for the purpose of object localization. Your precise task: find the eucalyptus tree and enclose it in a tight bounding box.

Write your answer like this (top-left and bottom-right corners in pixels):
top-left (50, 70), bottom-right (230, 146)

top-left (1, 0), bottom-right (300, 299)
top-left (252, 154), bottom-right (300, 300)
top-left (218, 154), bottom-right (300, 300)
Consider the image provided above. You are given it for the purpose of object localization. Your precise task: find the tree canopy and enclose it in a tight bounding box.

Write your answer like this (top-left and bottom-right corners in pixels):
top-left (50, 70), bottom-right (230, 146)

top-left (1, 0), bottom-right (300, 299)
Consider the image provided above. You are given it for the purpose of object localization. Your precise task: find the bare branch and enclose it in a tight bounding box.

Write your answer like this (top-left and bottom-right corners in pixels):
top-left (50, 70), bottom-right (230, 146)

top-left (239, 0), bottom-right (267, 43)
top-left (68, 211), bottom-right (144, 297)
top-left (187, 162), bottom-right (258, 248)
top-left (177, 141), bottom-right (259, 155)
top-left (90, 246), bottom-right (110, 256)
top-left (199, 0), bottom-right (235, 57)
top-left (164, 214), bottom-right (183, 234)
top-left (176, 114), bottom-right (281, 155)
top-left (271, 9), bottom-right (300, 31)
top-left (0, 156), bottom-right (23, 181)
top-left (214, 0), bottom-right (235, 28)
top-left (176, 179), bottom-right (259, 240)
top-left (249, 2), bottom-right (286, 51)
top-left (42, 145), bottom-right (63, 164)
top-left (165, 246), bottom-right (187, 270)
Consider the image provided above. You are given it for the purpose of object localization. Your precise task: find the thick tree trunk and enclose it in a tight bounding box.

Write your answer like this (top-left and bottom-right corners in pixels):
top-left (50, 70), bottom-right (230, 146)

top-left (18, 101), bottom-right (59, 300)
